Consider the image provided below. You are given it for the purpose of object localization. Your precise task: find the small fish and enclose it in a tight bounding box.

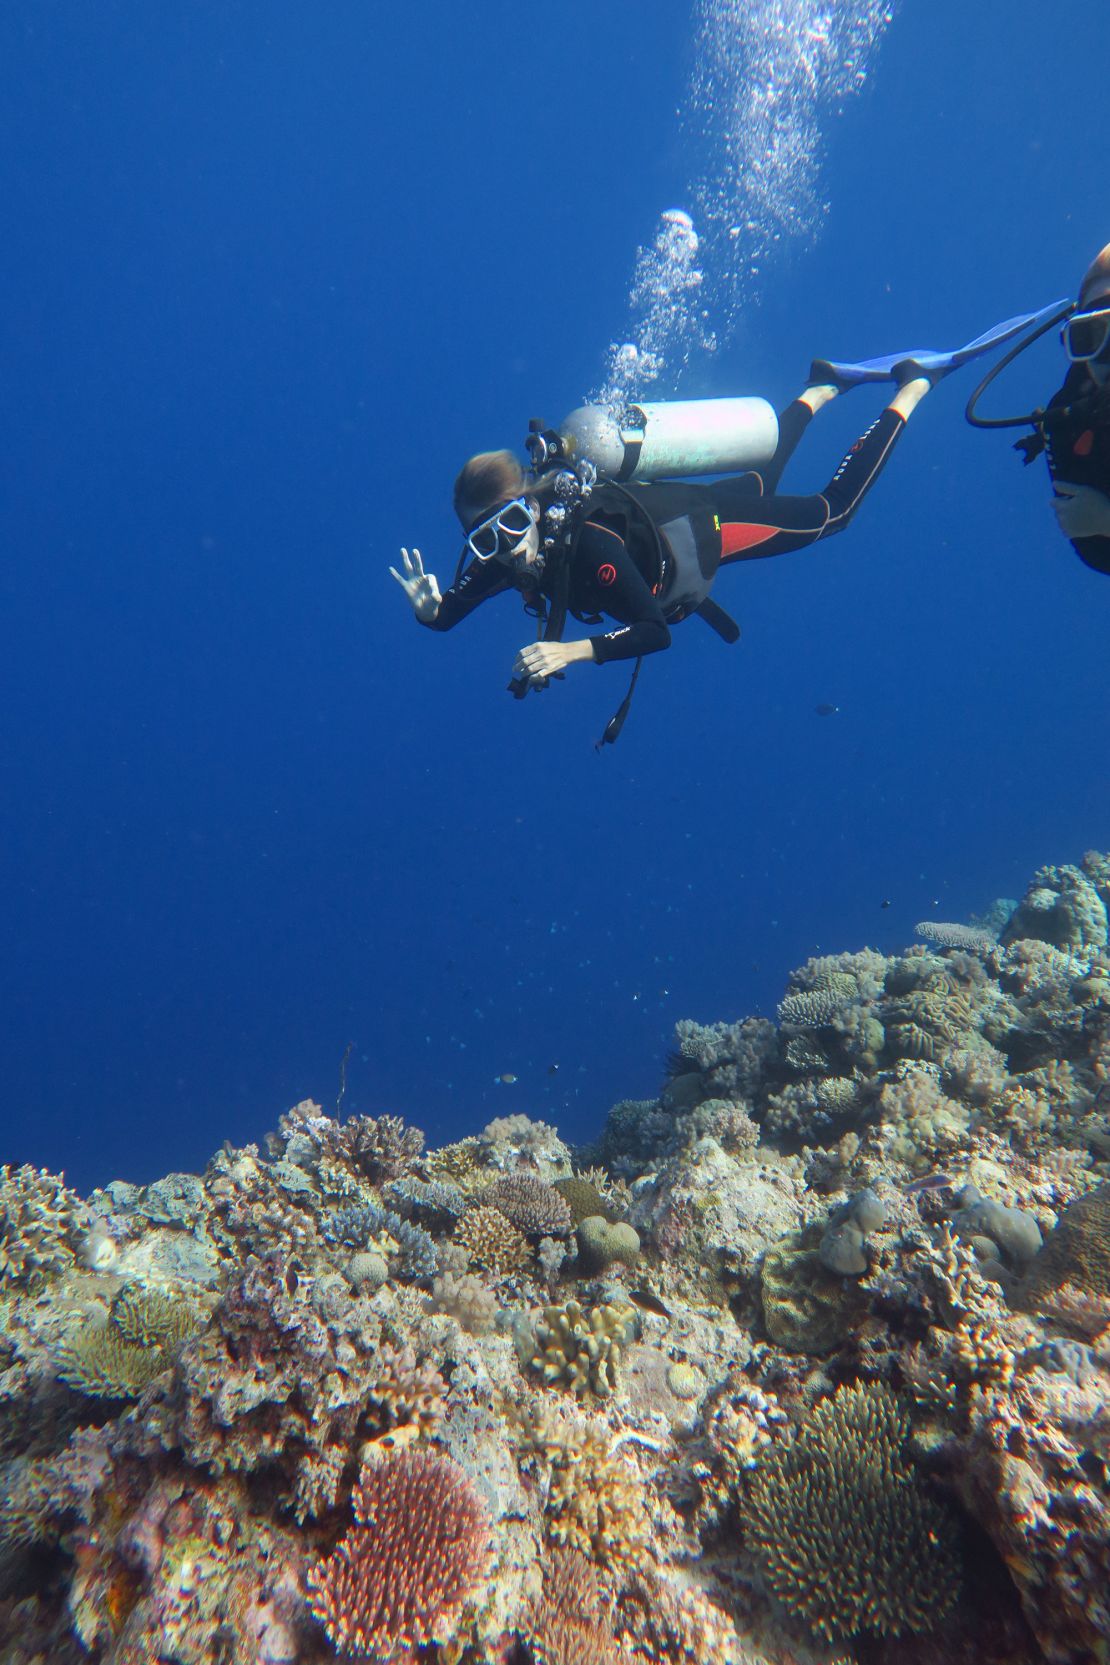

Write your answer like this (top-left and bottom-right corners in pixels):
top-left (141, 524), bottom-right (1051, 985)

top-left (880, 899), bottom-right (892, 910)
top-left (627, 1287), bottom-right (672, 1320)
top-left (815, 702), bottom-right (839, 716)
top-left (547, 1062), bottom-right (560, 1075)
top-left (904, 1171), bottom-right (955, 1194)
top-left (495, 1072), bottom-right (518, 1085)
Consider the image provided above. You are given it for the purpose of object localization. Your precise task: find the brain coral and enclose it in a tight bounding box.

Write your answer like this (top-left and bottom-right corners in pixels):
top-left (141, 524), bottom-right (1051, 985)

top-left (307, 1450), bottom-right (491, 1658)
top-left (1023, 1182), bottom-right (1110, 1302)
top-left (742, 1382), bottom-right (960, 1643)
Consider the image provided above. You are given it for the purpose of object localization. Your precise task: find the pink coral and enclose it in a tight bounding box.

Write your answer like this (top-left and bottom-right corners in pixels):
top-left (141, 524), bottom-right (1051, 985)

top-left (307, 1451), bottom-right (491, 1660)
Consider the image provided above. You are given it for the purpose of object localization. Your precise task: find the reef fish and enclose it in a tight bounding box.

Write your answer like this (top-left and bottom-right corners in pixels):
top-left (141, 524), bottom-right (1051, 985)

top-left (495, 1072), bottom-right (518, 1085)
top-left (627, 1287), bottom-right (672, 1320)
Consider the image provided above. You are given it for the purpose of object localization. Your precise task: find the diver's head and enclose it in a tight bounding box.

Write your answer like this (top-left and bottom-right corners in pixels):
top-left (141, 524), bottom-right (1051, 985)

top-left (454, 450), bottom-right (541, 570)
top-left (1064, 241), bottom-right (1110, 382)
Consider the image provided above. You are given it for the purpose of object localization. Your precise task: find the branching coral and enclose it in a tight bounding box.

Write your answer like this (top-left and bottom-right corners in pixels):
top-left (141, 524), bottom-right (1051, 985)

top-left (306, 1451), bottom-right (491, 1659)
top-left (0, 1165), bottom-right (87, 1292)
top-left (483, 1175), bottom-right (572, 1239)
top-left (454, 1206), bottom-right (531, 1276)
top-left (741, 1382), bottom-right (961, 1643)
top-left (529, 1301), bottom-right (635, 1399)
top-left (519, 1546), bottom-right (624, 1665)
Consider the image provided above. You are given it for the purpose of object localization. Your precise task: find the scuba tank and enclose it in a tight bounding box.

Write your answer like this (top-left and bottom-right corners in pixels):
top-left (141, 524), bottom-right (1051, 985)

top-left (555, 397), bottom-right (779, 483)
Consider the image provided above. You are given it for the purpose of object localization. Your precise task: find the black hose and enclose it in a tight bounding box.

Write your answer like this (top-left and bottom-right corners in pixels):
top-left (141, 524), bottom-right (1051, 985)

top-left (965, 301), bottom-right (1074, 430)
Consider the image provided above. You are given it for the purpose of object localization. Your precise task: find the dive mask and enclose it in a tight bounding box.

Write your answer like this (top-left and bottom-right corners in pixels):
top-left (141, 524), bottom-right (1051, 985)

top-left (1062, 304), bottom-right (1110, 365)
top-left (465, 497), bottom-right (535, 561)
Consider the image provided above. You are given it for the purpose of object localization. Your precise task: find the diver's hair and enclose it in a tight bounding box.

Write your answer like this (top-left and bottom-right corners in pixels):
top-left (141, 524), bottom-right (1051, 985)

top-left (1080, 241), bottom-right (1110, 306)
top-left (453, 450), bottom-right (526, 527)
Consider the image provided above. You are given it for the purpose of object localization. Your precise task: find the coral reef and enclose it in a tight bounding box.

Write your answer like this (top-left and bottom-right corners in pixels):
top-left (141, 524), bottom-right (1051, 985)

top-left (5, 846), bottom-right (1110, 1664)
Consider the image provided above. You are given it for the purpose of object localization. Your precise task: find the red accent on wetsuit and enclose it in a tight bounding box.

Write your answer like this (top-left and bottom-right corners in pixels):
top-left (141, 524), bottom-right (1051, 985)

top-left (719, 522), bottom-right (782, 558)
top-left (597, 563), bottom-right (617, 585)
top-left (1075, 430), bottom-right (1095, 457)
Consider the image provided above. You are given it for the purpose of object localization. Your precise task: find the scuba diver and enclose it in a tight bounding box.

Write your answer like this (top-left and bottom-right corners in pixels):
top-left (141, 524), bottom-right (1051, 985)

top-left (966, 244), bottom-right (1110, 575)
top-left (393, 309), bottom-right (1048, 744)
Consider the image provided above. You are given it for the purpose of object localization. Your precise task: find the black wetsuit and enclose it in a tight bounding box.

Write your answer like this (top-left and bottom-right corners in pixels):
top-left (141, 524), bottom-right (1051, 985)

top-left (424, 398), bottom-right (910, 662)
top-left (1042, 364), bottom-right (1110, 576)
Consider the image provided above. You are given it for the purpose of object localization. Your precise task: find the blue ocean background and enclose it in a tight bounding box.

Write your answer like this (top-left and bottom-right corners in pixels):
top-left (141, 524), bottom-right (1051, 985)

top-left (3, 0), bottom-right (1109, 1195)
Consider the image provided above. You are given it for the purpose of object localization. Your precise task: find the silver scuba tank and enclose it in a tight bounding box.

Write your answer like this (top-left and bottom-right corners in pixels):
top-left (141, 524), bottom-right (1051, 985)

top-left (558, 397), bottom-right (779, 483)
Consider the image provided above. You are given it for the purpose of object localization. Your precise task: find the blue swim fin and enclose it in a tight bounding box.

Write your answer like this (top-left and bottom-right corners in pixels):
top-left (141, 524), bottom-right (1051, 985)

top-left (811, 299), bottom-right (1069, 391)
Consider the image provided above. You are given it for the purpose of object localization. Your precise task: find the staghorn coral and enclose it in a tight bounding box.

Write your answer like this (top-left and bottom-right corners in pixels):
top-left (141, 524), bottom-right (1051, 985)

top-left (454, 1205), bottom-right (531, 1276)
top-left (0, 1165), bottom-right (87, 1292)
top-left (742, 1381), bottom-right (961, 1643)
top-left (306, 1450), bottom-right (491, 1660)
top-left (529, 1301), bottom-right (635, 1399)
top-left (483, 1174), bottom-right (572, 1238)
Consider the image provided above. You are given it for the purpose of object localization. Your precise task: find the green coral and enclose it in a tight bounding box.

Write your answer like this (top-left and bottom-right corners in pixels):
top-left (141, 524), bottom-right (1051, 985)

top-left (759, 1224), bottom-right (866, 1354)
top-left (552, 1176), bottom-right (618, 1225)
top-left (742, 1382), bottom-right (961, 1643)
top-left (56, 1283), bottom-right (206, 1399)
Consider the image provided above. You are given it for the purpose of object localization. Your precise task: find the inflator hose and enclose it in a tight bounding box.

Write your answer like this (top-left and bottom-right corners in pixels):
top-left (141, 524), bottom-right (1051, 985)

top-left (965, 301), bottom-right (1074, 430)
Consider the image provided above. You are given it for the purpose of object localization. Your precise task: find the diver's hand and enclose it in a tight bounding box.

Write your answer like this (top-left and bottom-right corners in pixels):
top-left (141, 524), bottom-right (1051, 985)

top-left (1053, 483), bottom-right (1110, 541)
top-left (390, 547), bottom-right (442, 621)
top-left (513, 640), bottom-right (594, 688)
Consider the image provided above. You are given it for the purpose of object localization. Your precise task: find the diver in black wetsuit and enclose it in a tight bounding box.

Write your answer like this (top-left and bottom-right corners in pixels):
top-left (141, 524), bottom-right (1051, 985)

top-left (390, 366), bottom-right (939, 693)
top-left (1041, 242), bottom-right (1110, 575)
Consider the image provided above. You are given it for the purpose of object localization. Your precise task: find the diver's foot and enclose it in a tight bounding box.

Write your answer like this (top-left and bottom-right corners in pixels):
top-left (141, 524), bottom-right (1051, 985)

top-left (892, 355), bottom-right (953, 388)
top-left (808, 357), bottom-right (864, 393)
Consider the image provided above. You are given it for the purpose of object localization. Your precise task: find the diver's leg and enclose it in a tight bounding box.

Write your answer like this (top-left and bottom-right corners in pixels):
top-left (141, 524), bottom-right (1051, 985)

top-left (758, 382), bottom-right (840, 493)
top-left (715, 376), bottom-right (931, 563)
top-left (818, 375), bottom-right (929, 533)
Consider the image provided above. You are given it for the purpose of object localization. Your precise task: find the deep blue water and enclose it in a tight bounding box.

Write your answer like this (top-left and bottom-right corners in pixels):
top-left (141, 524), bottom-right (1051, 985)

top-left (3, 1), bottom-right (1109, 1192)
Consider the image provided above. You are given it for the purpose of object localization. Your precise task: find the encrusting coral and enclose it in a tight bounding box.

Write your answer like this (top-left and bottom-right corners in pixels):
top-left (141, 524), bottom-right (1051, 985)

top-left (5, 845), bottom-right (1110, 1665)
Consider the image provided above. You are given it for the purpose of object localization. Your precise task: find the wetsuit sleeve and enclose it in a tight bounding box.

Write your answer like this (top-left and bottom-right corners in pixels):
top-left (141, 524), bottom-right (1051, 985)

top-left (575, 520), bottom-right (671, 663)
top-left (418, 557), bottom-right (511, 631)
